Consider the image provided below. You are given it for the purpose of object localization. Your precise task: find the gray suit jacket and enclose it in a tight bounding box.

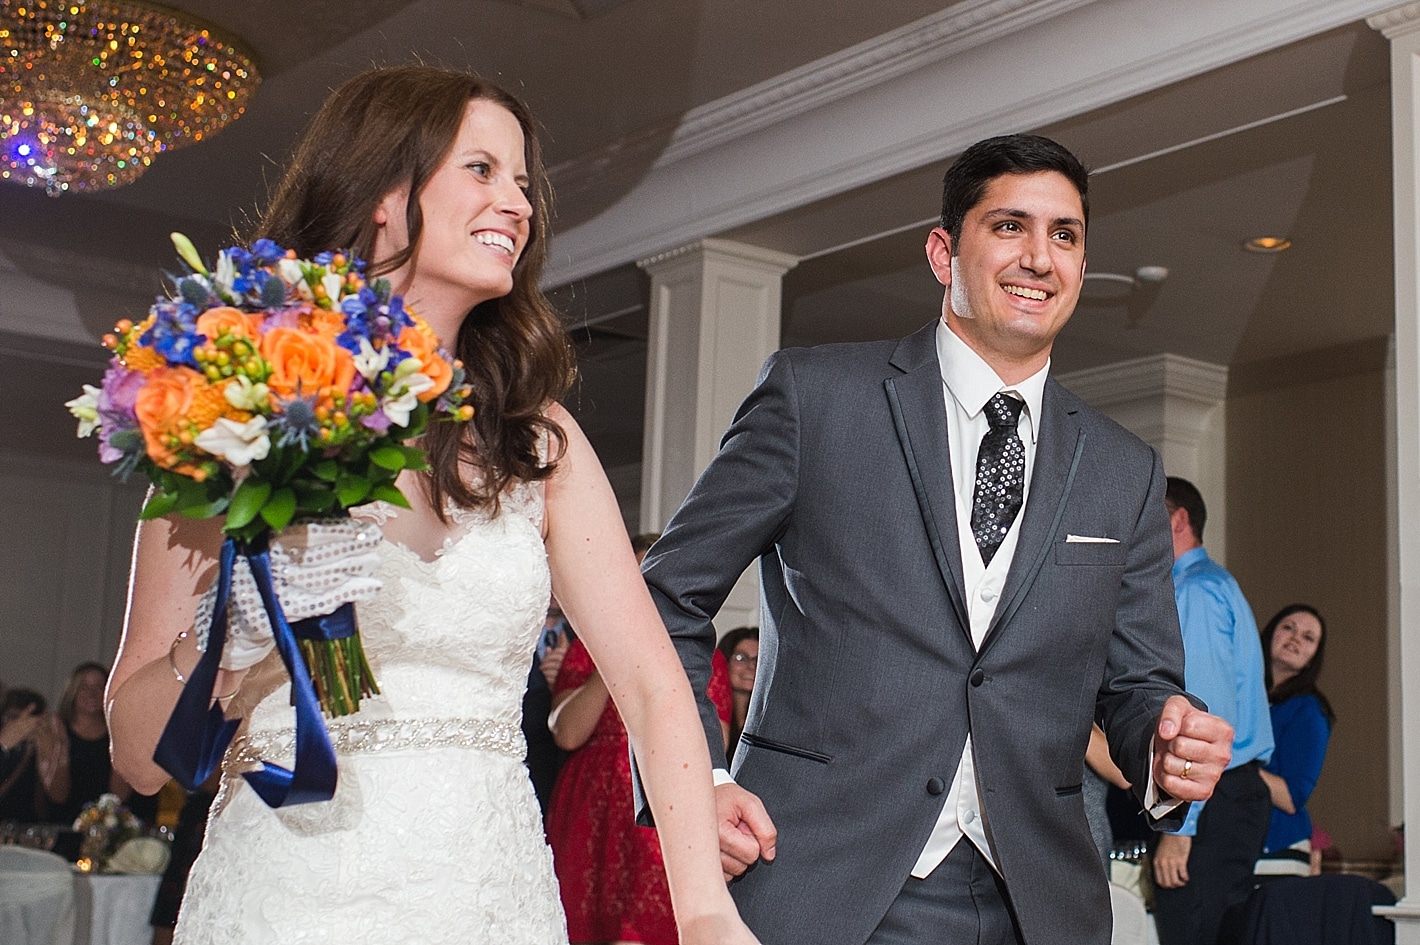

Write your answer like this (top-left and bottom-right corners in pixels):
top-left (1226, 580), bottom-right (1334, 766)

top-left (641, 321), bottom-right (1190, 945)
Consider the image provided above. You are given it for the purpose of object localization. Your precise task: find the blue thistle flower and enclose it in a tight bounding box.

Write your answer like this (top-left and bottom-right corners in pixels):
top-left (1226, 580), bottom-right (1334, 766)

top-left (270, 393), bottom-right (321, 452)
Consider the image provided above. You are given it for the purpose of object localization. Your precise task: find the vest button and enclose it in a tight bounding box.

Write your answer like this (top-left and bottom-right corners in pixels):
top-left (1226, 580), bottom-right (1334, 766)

top-left (970, 669), bottom-right (985, 687)
top-left (927, 777), bottom-right (946, 795)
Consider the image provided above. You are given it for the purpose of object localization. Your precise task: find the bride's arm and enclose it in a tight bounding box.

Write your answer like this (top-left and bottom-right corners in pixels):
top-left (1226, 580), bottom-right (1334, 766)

top-left (542, 404), bottom-right (756, 945)
top-left (106, 513), bottom-right (243, 795)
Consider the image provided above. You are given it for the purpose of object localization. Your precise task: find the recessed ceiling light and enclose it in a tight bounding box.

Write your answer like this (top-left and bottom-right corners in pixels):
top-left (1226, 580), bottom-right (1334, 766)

top-left (1243, 236), bottom-right (1292, 253)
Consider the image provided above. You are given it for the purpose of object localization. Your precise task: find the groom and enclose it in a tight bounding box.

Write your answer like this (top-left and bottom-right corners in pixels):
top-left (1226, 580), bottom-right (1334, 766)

top-left (640, 134), bottom-right (1233, 945)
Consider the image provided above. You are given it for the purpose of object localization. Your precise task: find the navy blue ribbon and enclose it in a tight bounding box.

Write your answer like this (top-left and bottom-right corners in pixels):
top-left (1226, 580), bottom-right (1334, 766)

top-left (152, 537), bottom-right (341, 807)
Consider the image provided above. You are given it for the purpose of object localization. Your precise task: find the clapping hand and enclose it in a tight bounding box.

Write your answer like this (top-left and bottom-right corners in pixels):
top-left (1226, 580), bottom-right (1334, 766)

top-left (0, 705), bottom-right (41, 750)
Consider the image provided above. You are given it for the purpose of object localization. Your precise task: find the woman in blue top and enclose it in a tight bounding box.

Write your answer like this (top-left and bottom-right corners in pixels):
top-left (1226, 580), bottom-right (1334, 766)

top-left (1254, 604), bottom-right (1335, 878)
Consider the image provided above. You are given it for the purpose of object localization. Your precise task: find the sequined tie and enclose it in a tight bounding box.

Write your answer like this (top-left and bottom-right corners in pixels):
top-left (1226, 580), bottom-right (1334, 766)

top-left (971, 392), bottom-right (1026, 565)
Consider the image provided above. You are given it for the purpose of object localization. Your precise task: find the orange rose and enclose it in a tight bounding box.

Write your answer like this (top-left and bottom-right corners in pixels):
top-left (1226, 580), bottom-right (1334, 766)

top-left (305, 306), bottom-right (346, 341)
top-left (261, 326), bottom-right (356, 399)
top-left (196, 307), bottom-right (261, 341)
top-left (397, 322), bottom-right (453, 402)
top-left (135, 366), bottom-right (202, 467)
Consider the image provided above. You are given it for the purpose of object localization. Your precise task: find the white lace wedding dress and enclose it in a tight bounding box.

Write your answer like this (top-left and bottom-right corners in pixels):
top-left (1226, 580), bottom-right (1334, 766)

top-left (174, 483), bottom-right (567, 944)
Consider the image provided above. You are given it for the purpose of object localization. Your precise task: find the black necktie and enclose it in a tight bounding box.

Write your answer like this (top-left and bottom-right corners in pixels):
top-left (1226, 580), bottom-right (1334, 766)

top-left (971, 392), bottom-right (1026, 565)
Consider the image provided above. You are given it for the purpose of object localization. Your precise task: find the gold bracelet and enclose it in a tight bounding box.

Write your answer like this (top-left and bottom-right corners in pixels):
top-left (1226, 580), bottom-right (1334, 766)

top-left (168, 630), bottom-right (240, 701)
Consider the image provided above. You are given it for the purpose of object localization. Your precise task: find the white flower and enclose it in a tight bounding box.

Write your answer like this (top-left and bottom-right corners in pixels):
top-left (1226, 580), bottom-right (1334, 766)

top-left (195, 416), bottom-right (271, 467)
top-left (354, 337), bottom-right (391, 381)
top-left (223, 376), bottom-right (270, 412)
top-left (65, 385), bottom-right (101, 437)
top-left (322, 272), bottom-right (344, 305)
top-left (214, 251), bottom-right (237, 295)
top-left (278, 259), bottom-right (312, 300)
top-left (382, 388), bottom-right (417, 427)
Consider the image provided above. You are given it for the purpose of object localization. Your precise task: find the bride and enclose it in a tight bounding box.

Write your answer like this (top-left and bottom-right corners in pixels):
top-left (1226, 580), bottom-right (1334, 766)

top-left (106, 65), bottom-right (757, 945)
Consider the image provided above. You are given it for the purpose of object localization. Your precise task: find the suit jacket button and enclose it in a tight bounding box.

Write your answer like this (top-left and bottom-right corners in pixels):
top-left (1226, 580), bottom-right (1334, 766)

top-left (926, 777), bottom-right (946, 795)
top-left (970, 669), bottom-right (985, 687)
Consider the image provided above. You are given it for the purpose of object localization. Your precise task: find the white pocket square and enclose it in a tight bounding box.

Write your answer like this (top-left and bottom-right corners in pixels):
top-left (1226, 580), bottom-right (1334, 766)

top-left (1066, 534), bottom-right (1120, 543)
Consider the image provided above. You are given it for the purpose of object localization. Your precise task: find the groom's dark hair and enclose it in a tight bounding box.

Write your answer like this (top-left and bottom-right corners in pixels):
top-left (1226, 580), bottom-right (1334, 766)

top-left (939, 134), bottom-right (1089, 252)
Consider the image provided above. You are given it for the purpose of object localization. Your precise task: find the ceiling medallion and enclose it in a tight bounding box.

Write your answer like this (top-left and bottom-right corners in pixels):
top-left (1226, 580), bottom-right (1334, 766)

top-left (0, 0), bottom-right (259, 196)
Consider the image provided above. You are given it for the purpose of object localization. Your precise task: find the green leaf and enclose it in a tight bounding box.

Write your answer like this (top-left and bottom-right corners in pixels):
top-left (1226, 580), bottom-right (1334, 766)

top-left (226, 480), bottom-right (272, 531)
top-left (368, 446), bottom-right (406, 471)
top-left (399, 446), bottom-right (431, 472)
top-left (180, 497), bottom-right (229, 519)
top-left (370, 483), bottom-right (411, 509)
top-left (139, 491), bottom-right (179, 520)
top-left (174, 479), bottom-right (226, 518)
top-left (304, 490), bottom-right (337, 513)
top-left (312, 459), bottom-right (340, 482)
top-left (260, 487), bottom-right (297, 531)
top-left (336, 476), bottom-right (372, 507)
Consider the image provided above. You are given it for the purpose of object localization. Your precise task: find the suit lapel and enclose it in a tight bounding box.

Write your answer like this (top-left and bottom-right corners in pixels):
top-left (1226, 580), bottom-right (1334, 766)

top-left (981, 378), bottom-right (1085, 652)
top-left (884, 325), bottom-right (970, 636)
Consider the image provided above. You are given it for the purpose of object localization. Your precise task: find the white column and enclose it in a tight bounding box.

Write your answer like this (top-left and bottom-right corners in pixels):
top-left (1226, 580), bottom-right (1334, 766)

top-left (1057, 355), bottom-right (1229, 561)
top-left (1371, 4), bottom-right (1420, 937)
top-left (638, 238), bottom-right (798, 632)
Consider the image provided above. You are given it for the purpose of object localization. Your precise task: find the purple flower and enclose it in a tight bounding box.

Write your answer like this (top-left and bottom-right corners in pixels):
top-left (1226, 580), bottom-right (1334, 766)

top-left (360, 409), bottom-right (393, 434)
top-left (96, 363), bottom-right (144, 465)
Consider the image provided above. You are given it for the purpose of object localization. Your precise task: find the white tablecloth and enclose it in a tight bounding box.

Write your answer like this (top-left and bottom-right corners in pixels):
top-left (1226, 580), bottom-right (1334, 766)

top-left (71, 873), bottom-right (161, 945)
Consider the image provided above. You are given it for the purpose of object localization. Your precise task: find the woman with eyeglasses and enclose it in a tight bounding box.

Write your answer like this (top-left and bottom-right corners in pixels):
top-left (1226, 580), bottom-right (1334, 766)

top-left (716, 627), bottom-right (760, 762)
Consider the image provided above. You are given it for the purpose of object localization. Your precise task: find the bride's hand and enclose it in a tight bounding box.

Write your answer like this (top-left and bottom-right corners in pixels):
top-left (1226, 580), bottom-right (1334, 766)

top-left (193, 518), bottom-right (383, 670)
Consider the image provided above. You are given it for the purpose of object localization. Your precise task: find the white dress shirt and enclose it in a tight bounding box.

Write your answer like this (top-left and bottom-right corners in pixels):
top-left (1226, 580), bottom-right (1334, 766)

top-left (908, 319), bottom-right (1049, 878)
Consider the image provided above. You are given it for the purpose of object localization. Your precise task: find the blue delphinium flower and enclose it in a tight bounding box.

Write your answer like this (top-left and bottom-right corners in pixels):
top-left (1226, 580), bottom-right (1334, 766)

top-left (250, 239), bottom-right (285, 266)
top-left (142, 300), bottom-right (206, 369)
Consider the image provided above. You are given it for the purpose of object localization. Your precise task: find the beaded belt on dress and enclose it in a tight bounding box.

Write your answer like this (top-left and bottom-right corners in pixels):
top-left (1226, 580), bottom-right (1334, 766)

top-left (223, 716), bottom-right (526, 772)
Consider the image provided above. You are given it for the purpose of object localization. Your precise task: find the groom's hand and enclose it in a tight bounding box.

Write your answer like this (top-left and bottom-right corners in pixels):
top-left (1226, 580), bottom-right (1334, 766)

top-left (715, 782), bottom-right (777, 881)
top-left (1151, 694), bottom-right (1232, 802)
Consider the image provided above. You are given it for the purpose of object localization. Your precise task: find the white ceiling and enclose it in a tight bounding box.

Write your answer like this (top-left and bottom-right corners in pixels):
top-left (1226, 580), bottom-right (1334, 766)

top-left (0, 2), bottom-right (1399, 475)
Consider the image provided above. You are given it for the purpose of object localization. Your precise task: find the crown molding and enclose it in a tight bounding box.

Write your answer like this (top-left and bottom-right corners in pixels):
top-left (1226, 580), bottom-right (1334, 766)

top-left (1058, 354), bottom-right (1229, 409)
top-left (651, 0), bottom-right (1091, 171)
top-left (637, 238), bottom-right (799, 276)
top-left (548, 0), bottom-right (1094, 201)
top-left (545, 0), bottom-right (1400, 288)
top-left (1369, 2), bottom-right (1420, 38)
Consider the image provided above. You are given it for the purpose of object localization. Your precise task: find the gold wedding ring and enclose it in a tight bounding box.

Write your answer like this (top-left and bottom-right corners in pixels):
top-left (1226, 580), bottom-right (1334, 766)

top-left (1181, 759), bottom-right (1193, 780)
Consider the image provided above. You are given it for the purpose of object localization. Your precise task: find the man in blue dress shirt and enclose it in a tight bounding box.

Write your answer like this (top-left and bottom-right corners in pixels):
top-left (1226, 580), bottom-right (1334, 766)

top-left (1152, 476), bottom-right (1274, 945)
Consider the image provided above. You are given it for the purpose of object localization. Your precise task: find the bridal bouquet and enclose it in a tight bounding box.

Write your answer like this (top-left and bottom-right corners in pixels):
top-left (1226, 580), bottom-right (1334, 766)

top-left (67, 235), bottom-right (471, 806)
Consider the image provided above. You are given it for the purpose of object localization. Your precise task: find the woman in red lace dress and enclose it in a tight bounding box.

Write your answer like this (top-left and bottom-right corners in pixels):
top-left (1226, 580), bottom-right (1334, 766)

top-left (546, 534), bottom-right (732, 945)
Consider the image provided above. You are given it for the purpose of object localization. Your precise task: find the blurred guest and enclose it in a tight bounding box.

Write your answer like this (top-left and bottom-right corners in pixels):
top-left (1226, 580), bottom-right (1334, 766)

top-left (44, 662), bottom-right (136, 825)
top-left (1153, 478), bottom-right (1273, 945)
top-left (1254, 604), bottom-right (1335, 880)
top-left (524, 596), bottom-right (572, 813)
top-left (149, 778), bottom-right (218, 945)
top-left (0, 688), bottom-right (49, 821)
top-left (545, 534), bottom-right (733, 945)
top-left (715, 626), bottom-right (758, 761)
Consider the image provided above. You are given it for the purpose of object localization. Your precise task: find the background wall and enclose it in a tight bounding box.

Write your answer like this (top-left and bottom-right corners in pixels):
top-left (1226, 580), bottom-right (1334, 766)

top-left (1227, 336), bottom-right (1393, 863)
top-left (0, 335), bottom-right (147, 706)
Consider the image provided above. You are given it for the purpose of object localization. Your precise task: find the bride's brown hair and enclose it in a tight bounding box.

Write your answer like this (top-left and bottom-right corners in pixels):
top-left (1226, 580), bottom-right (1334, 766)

top-left (256, 65), bottom-right (573, 516)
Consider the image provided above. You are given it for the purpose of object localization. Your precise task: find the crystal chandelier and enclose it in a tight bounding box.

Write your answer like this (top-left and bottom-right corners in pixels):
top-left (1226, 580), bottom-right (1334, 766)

top-left (0, 0), bottom-right (259, 196)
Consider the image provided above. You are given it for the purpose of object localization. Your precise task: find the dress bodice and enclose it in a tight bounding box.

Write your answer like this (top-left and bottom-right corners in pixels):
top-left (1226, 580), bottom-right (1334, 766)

top-left (235, 480), bottom-right (549, 747)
